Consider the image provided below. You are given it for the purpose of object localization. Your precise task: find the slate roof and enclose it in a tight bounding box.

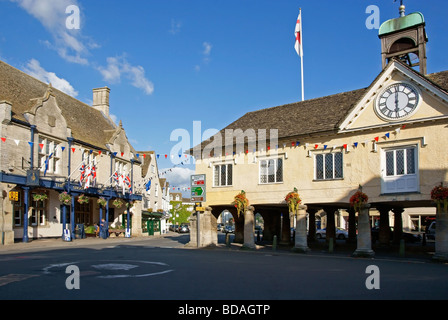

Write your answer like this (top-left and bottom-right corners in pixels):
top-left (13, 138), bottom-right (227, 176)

top-left (0, 60), bottom-right (116, 148)
top-left (196, 62), bottom-right (448, 151)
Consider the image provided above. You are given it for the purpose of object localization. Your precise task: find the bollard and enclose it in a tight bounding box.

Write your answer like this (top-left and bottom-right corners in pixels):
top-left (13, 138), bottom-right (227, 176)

top-left (226, 233), bottom-right (231, 248)
top-left (273, 235), bottom-right (277, 251)
top-left (328, 237), bottom-right (334, 253)
top-left (422, 233), bottom-right (426, 246)
top-left (257, 230), bottom-right (261, 243)
top-left (399, 239), bottom-right (405, 257)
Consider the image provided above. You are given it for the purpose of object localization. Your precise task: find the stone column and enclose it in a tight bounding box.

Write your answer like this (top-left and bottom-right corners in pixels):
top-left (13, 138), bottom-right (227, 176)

top-left (186, 212), bottom-right (197, 247)
top-left (434, 201), bottom-right (448, 261)
top-left (325, 207), bottom-right (337, 244)
top-left (347, 207), bottom-right (357, 244)
top-left (307, 208), bottom-right (317, 243)
top-left (233, 212), bottom-right (244, 244)
top-left (280, 212), bottom-right (291, 245)
top-left (392, 207), bottom-right (404, 244)
top-left (185, 208), bottom-right (217, 248)
top-left (353, 204), bottom-right (374, 257)
top-left (377, 206), bottom-right (391, 246)
top-left (242, 206), bottom-right (255, 250)
top-left (292, 205), bottom-right (309, 253)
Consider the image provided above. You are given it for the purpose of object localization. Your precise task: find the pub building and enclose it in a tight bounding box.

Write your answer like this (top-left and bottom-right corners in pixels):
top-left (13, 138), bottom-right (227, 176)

top-left (0, 60), bottom-right (164, 244)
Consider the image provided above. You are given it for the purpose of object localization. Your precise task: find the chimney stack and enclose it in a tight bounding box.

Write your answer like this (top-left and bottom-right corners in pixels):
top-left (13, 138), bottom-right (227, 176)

top-left (92, 87), bottom-right (110, 116)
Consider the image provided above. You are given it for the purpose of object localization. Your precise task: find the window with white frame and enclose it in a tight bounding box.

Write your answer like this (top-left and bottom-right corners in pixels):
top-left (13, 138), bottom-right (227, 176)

top-left (381, 145), bottom-right (418, 194)
top-left (39, 137), bottom-right (62, 175)
top-left (30, 195), bottom-right (47, 226)
top-left (315, 152), bottom-right (343, 180)
top-left (213, 163), bottom-right (233, 187)
top-left (259, 157), bottom-right (283, 184)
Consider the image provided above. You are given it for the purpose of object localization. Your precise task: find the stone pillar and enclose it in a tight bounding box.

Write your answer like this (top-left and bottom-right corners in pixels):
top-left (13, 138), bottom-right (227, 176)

top-left (131, 201), bottom-right (143, 237)
top-left (392, 207), bottom-right (404, 244)
top-left (242, 206), bottom-right (255, 249)
top-left (347, 207), bottom-right (357, 243)
top-left (233, 212), bottom-right (244, 244)
top-left (186, 213), bottom-right (198, 247)
top-left (186, 207), bottom-right (217, 248)
top-left (325, 207), bottom-right (337, 243)
top-left (377, 206), bottom-right (391, 246)
top-left (292, 205), bottom-right (309, 253)
top-left (307, 208), bottom-right (317, 243)
top-left (261, 212), bottom-right (274, 241)
top-left (353, 204), bottom-right (374, 257)
top-left (434, 201), bottom-right (448, 261)
top-left (280, 212), bottom-right (291, 245)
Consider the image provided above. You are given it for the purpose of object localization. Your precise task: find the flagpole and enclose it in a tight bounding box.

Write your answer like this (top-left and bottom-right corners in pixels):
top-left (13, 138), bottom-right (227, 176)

top-left (300, 8), bottom-right (304, 102)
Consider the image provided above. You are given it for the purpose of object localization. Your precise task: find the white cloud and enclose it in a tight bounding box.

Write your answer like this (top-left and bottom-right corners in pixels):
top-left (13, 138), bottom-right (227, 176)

top-left (98, 56), bottom-right (154, 95)
top-left (11, 0), bottom-right (96, 65)
top-left (23, 59), bottom-right (78, 97)
top-left (161, 167), bottom-right (195, 188)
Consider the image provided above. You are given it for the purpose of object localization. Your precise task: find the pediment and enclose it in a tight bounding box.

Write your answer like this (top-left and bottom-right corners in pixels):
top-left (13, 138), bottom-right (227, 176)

top-left (339, 61), bottom-right (448, 133)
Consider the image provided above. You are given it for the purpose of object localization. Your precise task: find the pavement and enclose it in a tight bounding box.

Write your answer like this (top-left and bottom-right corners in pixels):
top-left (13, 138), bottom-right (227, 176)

top-left (0, 232), bottom-right (440, 263)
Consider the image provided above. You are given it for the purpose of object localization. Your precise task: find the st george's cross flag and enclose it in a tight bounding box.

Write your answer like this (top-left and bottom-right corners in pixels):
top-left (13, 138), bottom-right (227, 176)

top-left (294, 9), bottom-right (303, 57)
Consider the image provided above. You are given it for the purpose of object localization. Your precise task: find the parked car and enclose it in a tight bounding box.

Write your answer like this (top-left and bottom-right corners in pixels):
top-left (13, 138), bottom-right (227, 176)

top-left (316, 227), bottom-right (348, 240)
top-left (224, 225), bottom-right (235, 233)
top-left (371, 226), bottom-right (422, 243)
top-left (169, 224), bottom-right (179, 232)
top-left (178, 224), bottom-right (190, 233)
top-left (217, 223), bottom-right (224, 232)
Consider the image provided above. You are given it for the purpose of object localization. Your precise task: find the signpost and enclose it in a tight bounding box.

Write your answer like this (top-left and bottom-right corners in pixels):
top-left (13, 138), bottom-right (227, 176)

top-left (191, 174), bottom-right (206, 248)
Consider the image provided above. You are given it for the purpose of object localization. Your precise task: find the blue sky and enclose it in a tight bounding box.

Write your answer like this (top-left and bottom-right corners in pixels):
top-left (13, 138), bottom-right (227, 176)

top-left (1, 0), bottom-right (447, 191)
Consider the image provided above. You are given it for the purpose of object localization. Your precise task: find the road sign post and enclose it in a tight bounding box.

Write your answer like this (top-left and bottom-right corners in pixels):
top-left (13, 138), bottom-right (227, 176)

top-left (191, 174), bottom-right (206, 248)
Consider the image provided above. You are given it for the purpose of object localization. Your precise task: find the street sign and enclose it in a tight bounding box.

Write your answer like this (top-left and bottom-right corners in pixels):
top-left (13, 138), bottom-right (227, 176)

top-left (190, 174), bottom-right (206, 202)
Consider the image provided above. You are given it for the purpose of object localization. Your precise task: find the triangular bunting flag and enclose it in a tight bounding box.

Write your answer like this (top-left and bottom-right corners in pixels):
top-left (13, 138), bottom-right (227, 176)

top-left (354, 142), bottom-right (358, 148)
top-left (385, 133), bottom-right (390, 139)
top-left (374, 137), bottom-right (379, 142)
top-left (71, 148), bottom-right (76, 153)
top-left (0, 137), bottom-right (5, 143)
top-left (14, 139), bottom-right (20, 146)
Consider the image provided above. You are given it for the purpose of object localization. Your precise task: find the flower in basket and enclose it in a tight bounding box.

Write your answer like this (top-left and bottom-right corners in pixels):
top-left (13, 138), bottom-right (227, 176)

top-left (285, 187), bottom-right (301, 213)
top-left (58, 192), bottom-right (72, 205)
top-left (97, 197), bottom-right (107, 207)
top-left (33, 193), bottom-right (48, 202)
top-left (350, 186), bottom-right (368, 212)
top-left (232, 190), bottom-right (249, 217)
top-left (113, 198), bottom-right (123, 208)
top-left (77, 194), bottom-right (89, 204)
top-left (431, 183), bottom-right (448, 212)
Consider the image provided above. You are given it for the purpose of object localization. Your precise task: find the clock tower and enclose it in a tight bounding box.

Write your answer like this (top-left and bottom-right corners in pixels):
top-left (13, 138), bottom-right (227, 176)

top-left (378, 2), bottom-right (428, 74)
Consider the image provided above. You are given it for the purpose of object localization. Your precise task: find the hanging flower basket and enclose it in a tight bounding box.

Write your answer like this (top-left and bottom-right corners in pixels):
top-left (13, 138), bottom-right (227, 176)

top-left (77, 194), bottom-right (89, 204)
top-left (97, 197), bottom-right (107, 207)
top-left (431, 183), bottom-right (448, 212)
top-left (126, 201), bottom-right (134, 208)
top-left (350, 189), bottom-right (368, 212)
top-left (233, 190), bottom-right (249, 217)
top-left (59, 192), bottom-right (72, 205)
top-left (113, 198), bottom-right (123, 208)
top-left (285, 187), bottom-right (301, 213)
top-left (33, 193), bottom-right (48, 202)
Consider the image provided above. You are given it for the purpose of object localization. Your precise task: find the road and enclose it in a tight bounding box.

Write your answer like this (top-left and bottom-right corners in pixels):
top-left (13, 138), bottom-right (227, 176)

top-left (0, 231), bottom-right (447, 304)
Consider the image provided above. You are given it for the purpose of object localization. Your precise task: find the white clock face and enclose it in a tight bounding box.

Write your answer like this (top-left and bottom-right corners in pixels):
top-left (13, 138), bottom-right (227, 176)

top-left (376, 83), bottom-right (420, 121)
